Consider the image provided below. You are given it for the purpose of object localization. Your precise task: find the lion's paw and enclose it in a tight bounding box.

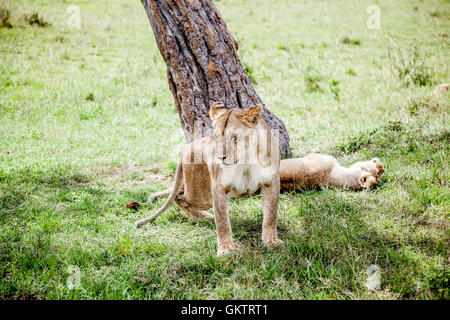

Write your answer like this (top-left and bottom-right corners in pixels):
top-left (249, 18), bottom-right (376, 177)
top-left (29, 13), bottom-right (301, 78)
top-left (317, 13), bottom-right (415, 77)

top-left (217, 243), bottom-right (235, 257)
top-left (262, 237), bottom-right (284, 248)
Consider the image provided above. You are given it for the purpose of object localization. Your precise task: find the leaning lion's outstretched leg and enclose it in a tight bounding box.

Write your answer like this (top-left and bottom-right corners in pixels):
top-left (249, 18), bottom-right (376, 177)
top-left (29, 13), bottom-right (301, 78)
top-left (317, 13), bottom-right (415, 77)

top-left (126, 188), bottom-right (178, 210)
top-left (148, 184), bottom-right (185, 203)
top-left (148, 189), bottom-right (172, 203)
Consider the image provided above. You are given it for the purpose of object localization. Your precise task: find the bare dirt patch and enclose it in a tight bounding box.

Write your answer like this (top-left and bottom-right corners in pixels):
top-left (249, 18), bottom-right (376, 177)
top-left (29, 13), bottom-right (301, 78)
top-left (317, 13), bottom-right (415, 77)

top-left (79, 162), bottom-right (173, 188)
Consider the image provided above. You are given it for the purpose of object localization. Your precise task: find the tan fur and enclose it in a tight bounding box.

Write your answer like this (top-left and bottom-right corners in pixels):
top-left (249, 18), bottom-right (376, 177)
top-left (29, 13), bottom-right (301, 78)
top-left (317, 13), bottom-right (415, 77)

top-left (279, 154), bottom-right (384, 192)
top-left (134, 102), bottom-right (282, 256)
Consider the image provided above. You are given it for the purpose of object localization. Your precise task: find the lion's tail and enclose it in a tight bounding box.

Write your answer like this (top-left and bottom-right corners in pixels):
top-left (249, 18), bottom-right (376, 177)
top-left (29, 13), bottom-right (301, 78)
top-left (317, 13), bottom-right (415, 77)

top-left (135, 156), bottom-right (183, 227)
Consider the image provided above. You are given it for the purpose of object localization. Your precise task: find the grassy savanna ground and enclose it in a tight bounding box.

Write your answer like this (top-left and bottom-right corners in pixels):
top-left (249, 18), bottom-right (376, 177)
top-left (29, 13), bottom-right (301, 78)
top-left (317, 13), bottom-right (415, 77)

top-left (0, 0), bottom-right (449, 299)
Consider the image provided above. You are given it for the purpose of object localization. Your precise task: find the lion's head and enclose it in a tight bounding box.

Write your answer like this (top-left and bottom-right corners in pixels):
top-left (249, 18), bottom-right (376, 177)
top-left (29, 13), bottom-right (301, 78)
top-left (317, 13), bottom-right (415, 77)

top-left (358, 173), bottom-right (377, 189)
top-left (353, 158), bottom-right (384, 188)
top-left (209, 101), bottom-right (264, 167)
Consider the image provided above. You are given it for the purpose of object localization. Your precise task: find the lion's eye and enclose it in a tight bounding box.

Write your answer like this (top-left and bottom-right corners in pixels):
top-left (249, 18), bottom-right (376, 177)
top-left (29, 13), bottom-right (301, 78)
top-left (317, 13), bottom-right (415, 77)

top-left (231, 134), bottom-right (237, 141)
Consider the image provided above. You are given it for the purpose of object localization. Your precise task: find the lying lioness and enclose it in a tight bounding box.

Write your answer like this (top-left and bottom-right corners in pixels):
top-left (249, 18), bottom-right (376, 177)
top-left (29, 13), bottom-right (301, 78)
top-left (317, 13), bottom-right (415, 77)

top-left (135, 102), bottom-right (282, 256)
top-left (279, 154), bottom-right (384, 192)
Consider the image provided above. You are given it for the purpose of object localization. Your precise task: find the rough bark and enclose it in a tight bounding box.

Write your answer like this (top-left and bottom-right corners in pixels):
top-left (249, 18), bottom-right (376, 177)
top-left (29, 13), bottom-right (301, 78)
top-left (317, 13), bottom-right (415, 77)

top-left (141, 0), bottom-right (290, 158)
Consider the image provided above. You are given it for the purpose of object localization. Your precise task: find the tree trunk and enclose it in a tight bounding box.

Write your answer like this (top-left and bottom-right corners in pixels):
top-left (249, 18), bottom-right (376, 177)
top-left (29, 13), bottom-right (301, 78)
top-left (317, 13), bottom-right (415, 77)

top-left (141, 0), bottom-right (291, 158)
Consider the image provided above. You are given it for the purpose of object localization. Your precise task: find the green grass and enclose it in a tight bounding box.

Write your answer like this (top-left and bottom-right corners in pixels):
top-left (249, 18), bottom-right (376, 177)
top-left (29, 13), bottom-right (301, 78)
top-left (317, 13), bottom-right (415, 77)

top-left (0, 0), bottom-right (449, 299)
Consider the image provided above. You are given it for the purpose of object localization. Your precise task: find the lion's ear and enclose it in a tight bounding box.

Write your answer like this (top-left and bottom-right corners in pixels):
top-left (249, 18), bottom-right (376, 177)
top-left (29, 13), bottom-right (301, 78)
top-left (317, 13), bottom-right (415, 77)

top-left (241, 104), bottom-right (262, 127)
top-left (209, 101), bottom-right (227, 123)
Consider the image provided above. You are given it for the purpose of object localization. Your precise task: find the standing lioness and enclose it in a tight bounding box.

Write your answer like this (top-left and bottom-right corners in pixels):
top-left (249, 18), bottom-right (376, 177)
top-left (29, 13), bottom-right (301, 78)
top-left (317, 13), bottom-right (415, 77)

top-left (135, 102), bottom-right (282, 256)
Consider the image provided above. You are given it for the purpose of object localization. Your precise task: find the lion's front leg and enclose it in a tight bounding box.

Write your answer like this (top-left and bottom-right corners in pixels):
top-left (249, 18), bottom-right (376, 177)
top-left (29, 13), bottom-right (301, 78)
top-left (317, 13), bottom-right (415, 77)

top-left (261, 176), bottom-right (282, 247)
top-left (212, 187), bottom-right (234, 256)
